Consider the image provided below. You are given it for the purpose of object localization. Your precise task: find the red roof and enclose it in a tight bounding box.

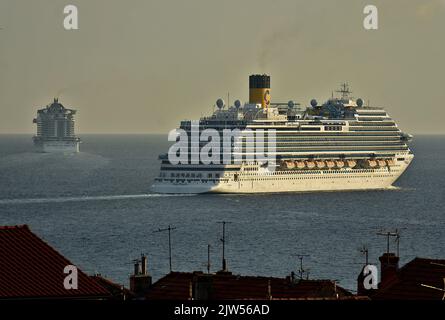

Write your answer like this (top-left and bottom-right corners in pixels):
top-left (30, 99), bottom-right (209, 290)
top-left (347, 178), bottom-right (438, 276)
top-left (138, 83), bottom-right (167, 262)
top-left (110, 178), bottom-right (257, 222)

top-left (373, 257), bottom-right (445, 300)
top-left (146, 271), bottom-right (356, 300)
top-left (0, 225), bottom-right (111, 299)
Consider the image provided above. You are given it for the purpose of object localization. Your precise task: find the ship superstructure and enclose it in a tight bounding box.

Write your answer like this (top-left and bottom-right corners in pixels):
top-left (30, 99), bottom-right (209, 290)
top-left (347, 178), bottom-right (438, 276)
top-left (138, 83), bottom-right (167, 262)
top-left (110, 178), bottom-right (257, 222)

top-left (33, 98), bottom-right (81, 153)
top-left (152, 75), bottom-right (413, 194)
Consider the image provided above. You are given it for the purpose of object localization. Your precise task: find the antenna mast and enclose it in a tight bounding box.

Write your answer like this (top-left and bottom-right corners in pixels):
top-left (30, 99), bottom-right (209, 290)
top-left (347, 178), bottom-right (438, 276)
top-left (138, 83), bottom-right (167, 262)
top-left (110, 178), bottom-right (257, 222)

top-left (154, 224), bottom-right (177, 272)
top-left (336, 83), bottom-right (352, 100)
top-left (207, 244), bottom-right (211, 274)
top-left (360, 245), bottom-right (369, 265)
top-left (376, 228), bottom-right (403, 257)
top-left (296, 254), bottom-right (310, 280)
top-left (217, 221), bottom-right (232, 271)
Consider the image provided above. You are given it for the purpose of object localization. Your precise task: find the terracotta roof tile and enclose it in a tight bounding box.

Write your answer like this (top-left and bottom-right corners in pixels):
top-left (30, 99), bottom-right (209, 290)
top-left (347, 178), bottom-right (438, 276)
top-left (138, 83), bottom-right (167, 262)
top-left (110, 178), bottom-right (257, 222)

top-left (0, 225), bottom-right (111, 299)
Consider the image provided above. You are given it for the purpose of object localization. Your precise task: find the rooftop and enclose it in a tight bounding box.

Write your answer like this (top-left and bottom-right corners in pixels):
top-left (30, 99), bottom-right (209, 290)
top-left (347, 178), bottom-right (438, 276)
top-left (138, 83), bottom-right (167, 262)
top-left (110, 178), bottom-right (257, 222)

top-left (0, 225), bottom-right (111, 300)
top-left (146, 271), bottom-right (362, 300)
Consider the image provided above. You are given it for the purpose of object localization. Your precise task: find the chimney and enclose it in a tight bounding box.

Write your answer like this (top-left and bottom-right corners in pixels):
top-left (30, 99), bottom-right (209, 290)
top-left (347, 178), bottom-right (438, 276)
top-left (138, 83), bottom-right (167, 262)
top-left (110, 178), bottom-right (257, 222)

top-left (129, 254), bottom-right (152, 298)
top-left (249, 74), bottom-right (271, 108)
top-left (379, 252), bottom-right (399, 287)
top-left (192, 272), bottom-right (213, 300)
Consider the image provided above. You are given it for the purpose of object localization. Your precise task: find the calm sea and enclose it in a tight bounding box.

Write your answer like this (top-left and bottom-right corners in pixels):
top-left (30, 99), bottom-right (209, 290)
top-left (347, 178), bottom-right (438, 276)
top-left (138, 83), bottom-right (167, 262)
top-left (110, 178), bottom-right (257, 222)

top-left (0, 134), bottom-right (444, 291)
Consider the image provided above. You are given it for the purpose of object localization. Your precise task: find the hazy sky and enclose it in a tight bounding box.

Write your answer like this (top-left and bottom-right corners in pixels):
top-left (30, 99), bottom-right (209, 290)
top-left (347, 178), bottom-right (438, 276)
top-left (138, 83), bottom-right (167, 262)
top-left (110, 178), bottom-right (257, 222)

top-left (1, 0), bottom-right (444, 134)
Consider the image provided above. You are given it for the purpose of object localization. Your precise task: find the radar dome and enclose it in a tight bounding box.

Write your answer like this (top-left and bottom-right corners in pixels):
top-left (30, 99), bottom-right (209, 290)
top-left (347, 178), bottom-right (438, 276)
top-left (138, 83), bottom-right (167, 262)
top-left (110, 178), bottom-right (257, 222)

top-left (234, 100), bottom-right (242, 109)
top-left (356, 98), bottom-right (364, 107)
top-left (287, 100), bottom-right (295, 108)
top-left (216, 98), bottom-right (225, 109)
top-left (310, 99), bottom-right (318, 107)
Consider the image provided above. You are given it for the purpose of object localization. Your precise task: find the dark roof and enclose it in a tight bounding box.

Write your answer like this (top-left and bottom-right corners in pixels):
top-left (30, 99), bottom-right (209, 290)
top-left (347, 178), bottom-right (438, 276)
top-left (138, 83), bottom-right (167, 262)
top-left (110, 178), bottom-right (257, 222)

top-left (373, 257), bottom-right (445, 300)
top-left (146, 271), bottom-right (357, 300)
top-left (90, 275), bottom-right (135, 300)
top-left (0, 225), bottom-right (111, 299)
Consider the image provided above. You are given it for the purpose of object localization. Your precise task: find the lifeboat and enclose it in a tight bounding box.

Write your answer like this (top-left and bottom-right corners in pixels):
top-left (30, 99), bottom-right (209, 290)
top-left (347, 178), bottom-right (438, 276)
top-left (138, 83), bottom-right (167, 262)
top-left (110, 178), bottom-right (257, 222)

top-left (386, 159), bottom-right (395, 166)
top-left (326, 160), bottom-right (335, 168)
top-left (335, 160), bottom-right (345, 168)
top-left (285, 161), bottom-right (295, 169)
top-left (315, 161), bottom-right (326, 169)
top-left (367, 160), bottom-right (377, 168)
top-left (378, 159), bottom-right (386, 167)
top-left (296, 161), bottom-right (305, 169)
top-left (306, 161), bottom-right (316, 169)
top-left (346, 160), bottom-right (357, 167)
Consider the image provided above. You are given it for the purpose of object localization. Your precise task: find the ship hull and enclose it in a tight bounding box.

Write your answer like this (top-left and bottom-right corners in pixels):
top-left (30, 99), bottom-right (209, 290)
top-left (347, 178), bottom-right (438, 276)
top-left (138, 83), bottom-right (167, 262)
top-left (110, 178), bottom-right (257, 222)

top-left (151, 155), bottom-right (413, 194)
top-left (33, 140), bottom-right (80, 153)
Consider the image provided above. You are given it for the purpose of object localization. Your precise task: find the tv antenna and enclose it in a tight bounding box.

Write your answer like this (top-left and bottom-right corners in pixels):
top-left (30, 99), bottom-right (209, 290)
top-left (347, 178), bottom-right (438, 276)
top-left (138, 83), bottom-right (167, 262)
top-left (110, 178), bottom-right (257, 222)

top-left (207, 244), bottom-right (211, 274)
top-left (360, 245), bottom-right (369, 265)
top-left (296, 254), bottom-right (310, 280)
top-left (376, 228), bottom-right (405, 257)
top-left (217, 221), bottom-right (232, 271)
top-left (154, 224), bottom-right (177, 272)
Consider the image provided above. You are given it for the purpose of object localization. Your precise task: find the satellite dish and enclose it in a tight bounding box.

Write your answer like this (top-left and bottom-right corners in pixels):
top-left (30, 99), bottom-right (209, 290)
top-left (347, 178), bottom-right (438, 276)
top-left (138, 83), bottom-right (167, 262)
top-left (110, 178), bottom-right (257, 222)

top-left (216, 98), bottom-right (225, 109)
top-left (356, 98), bottom-right (364, 107)
top-left (234, 100), bottom-right (242, 109)
top-left (310, 99), bottom-right (318, 107)
top-left (288, 100), bottom-right (295, 108)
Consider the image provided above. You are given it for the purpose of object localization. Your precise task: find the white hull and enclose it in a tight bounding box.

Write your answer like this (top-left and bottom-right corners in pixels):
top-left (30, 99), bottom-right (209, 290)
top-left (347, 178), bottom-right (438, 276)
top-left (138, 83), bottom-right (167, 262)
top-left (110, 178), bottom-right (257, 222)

top-left (34, 141), bottom-right (80, 153)
top-left (152, 156), bottom-right (413, 194)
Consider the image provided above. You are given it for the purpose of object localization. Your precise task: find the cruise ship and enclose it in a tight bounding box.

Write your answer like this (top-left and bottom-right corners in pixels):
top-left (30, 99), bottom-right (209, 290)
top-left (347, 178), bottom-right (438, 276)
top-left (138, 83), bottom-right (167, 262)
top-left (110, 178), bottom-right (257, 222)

top-left (33, 98), bottom-right (81, 153)
top-left (152, 74), bottom-right (413, 194)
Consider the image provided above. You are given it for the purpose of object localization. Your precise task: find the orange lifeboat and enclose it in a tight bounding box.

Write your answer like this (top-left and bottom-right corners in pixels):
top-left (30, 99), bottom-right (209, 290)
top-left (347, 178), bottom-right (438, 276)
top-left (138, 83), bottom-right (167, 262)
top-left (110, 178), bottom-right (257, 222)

top-left (367, 160), bottom-right (377, 167)
top-left (378, 159), bottom-right (386, 167)
top-left (306, 161), bottom-right (316, 169)
top-left (316, 161), bottom-right (326, 169)
top-left (296, 161), bottom-right (305, 169)
top-left (346, 160), bottom-right (357, 167)
top-left (335, 160), bottom-right (345, 168)
top-left (386, 159), bottom-right (395, 166)
top-left (285, 161), bottom-right (295, 169)
top-left (326, 160), bottom-right (335, 168)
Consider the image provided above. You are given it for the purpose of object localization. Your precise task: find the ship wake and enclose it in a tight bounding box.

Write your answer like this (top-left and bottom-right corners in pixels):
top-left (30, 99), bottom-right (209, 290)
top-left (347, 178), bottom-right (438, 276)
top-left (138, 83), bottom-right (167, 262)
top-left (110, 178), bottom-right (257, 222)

top-left (0, 193), bottom-right (195, 205)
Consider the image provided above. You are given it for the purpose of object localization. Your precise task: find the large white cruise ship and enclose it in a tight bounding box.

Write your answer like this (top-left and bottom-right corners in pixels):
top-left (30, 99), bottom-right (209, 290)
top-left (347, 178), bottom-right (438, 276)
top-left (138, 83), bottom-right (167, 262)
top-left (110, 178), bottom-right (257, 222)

top-left (152, 75), bottom-right (413, 194)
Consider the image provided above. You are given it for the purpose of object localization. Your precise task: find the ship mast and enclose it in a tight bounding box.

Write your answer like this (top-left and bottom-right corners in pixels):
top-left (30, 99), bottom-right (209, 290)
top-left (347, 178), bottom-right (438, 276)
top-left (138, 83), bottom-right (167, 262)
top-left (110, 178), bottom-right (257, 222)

top-left (336, 83), bottom-right (352, 100)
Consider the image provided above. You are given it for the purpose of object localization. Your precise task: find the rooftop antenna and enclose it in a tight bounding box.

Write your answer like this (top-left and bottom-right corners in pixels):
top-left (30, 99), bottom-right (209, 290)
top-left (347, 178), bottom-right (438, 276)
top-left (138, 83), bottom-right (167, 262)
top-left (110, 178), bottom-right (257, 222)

top-left (360, 245), bottom-right (369, 265)
top-left (217, 221), bottom-right (232, 271)
top-left (154, 224), bottom-right (177, 272)
top-left (207, 244), bottom-right (211, 274)
top-left (296, 254), bottom-right (310, 280)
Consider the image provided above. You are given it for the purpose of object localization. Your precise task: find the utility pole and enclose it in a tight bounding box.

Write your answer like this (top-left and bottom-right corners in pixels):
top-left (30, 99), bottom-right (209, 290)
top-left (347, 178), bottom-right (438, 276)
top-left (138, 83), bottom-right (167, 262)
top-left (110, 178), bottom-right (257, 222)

top-left (154, 225), bottom-right (177, 272)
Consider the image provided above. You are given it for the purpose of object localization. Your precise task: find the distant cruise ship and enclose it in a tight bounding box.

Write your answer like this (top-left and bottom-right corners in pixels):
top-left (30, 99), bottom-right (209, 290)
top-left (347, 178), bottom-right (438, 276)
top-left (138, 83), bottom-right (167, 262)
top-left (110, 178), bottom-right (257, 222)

top-left (152, 74), bottom-right (413, 194)
top-left (33, 98), bottom-right (81, 153)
